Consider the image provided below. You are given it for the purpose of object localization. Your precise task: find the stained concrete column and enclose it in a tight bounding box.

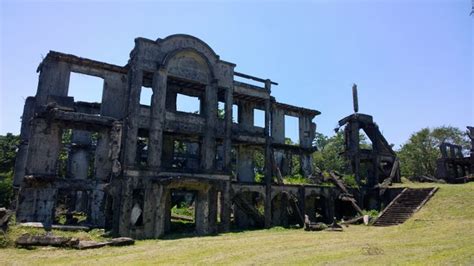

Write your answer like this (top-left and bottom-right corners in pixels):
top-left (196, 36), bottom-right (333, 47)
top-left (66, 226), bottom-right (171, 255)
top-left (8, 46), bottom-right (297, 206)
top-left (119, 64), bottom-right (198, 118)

top-left (195, 188), bottom-right (211, 235)
top-left (237, 146), bottom-right (254, 182)
top-left (68, 130), bottom-right (91, 179)
top-left (208, 187), bottom-right (218, 234)
top-left (271, 107), bottom-right (285, 144)
top-left (165, 90), bottom-right (177, 111)
top-left (94, 130), bottom-right (111, 182)
top-left (147, 69), bottom-right (168, 169)
top-left (201, 82), bottom-right (218, 171)
top-left (153, 186), bottom-right (168, 238)
top-left (90, 188), bottom-right (105, 227)
top-left (219, 182), bottom-right (231, 232)
top-left (36, 60), bottom-right (70, 105)
top-left (13, 97), bottom-right (36, 187)
top-left (101, 73), bottom-right (128, 118)
top-left (299, 116), bottom-right (314, 176)
top-left (123, 68), bottom-right (143, 166)
top-left (238, 102), bottom-right (254, 126)
top-left (263, 80), bottom-right (273, 228)
top-left (223, 86), bottom-right (234, 172)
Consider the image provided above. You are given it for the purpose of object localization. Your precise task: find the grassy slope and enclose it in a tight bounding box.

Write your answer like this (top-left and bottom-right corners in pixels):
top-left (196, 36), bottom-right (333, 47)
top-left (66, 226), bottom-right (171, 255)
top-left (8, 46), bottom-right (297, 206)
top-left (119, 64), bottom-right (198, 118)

top-left (1, 182), bottom-right (473, 265)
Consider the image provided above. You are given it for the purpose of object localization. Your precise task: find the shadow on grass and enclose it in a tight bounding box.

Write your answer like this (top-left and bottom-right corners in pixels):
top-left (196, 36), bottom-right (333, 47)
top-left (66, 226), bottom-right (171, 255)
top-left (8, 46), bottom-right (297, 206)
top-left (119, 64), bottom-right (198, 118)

top-left (161, 221), bottom-right (303, 240)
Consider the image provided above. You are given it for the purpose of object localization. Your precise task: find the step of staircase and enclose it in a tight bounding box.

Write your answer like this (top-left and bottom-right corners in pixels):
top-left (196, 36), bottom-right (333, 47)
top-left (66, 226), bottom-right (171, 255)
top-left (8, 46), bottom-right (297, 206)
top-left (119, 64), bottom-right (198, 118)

top-left (373, 187), bottom-right (438, 226)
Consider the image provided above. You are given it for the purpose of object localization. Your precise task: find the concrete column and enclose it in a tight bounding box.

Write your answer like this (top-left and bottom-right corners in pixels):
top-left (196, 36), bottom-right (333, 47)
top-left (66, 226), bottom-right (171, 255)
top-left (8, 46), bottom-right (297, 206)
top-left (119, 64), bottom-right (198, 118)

top-left (25, 119), bottom-right (62, 176)
top-left (219, 182), bottom-right (231, 232)
top-left (36, 60), bottom-right (70, 105)
top-left (208, 187), bottom-right (218, 234)
top-left (101, 73), bottom-right (128, 118)
top-left (263, 80), bottom-right (273, 228)
top-left (153, 186), bottom-right (167, 238)
top-left (237, 146), bottom-right (255, 182)
top-left (238, 102), bottom-right (254, 126)
top-left (271, 107), bottom-right (285, 144)
top-left (223, 86), bottom-right (234, 172)
top-left (89, 189), bottom-right (105, 227)
top-left (201, 82), bottom-right (218, 171)
top-left (195, 188), bottom-right (210, 235)
top-left (123, 68), bottom-right (143, 166)
top-left (147, 69), bottom-right (168, 169)
top-left (165, 90), bottom-right (177, 111)
top-left (68, 130), bottom-right (91, 179)
top-left (94, 130), bottom-right (111, 182)
top-left (13, 97), bottom-right (36, 187)
top-left (162, 136), bottom-right (174, 169)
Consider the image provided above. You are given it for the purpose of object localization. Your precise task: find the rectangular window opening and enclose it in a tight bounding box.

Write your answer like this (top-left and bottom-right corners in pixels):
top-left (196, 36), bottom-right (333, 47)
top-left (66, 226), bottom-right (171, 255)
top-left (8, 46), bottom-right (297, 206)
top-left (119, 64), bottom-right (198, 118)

top-left (254, 109), bottom-right (265, 128)
top-left (140, 86), bottom-right (153, 106)
top-left (284, 115), bottom-right (299, 145)
top-left (177, 94), bottom-right (200, 114)
top-left (136, 130), bottom-right (149, 168)
top-left (218, 102), bottom-right (225, 120)
top-left (232, 105), bottom-right (239, 123)
top-left (68, 72), bottom-right (104, 104)
top-left (131, 189), bottom-right (145, 227)
top-left (172, 139), bottom-right (200, 169)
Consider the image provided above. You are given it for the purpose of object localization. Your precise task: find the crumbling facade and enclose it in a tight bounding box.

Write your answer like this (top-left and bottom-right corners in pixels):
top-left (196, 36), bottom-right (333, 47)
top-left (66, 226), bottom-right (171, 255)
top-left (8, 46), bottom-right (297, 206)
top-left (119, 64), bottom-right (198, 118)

top-left (14, 35), bottom-right (359, 238)
top-left (434, 126), bottom-right (474, 183)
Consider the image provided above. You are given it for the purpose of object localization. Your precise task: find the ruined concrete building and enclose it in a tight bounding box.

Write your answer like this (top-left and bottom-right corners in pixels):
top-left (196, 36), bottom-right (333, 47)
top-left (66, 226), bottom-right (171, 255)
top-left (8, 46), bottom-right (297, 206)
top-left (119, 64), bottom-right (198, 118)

top-left (13, 34), bottom-right (373, 238)
top-left (434, 127), bottom-right (474, 183)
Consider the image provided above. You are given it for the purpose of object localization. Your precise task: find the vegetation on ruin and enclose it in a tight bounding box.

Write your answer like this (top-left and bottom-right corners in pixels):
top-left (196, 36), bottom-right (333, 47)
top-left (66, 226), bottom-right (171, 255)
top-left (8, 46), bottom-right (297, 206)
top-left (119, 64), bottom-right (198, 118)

top-left (1, 181), bottom-right (473, 264)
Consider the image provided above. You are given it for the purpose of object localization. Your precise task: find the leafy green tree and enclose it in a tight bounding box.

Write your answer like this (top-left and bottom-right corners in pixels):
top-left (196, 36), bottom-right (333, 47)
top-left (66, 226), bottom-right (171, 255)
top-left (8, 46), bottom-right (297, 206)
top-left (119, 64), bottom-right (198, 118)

top-left (312, 131), bottom-right (349, 174)
top-left (0, 133), bottom-right (19, 207)
top-left (0, 133), bottom-right (19, 173)
top-left (398, 126), bottom-right (469, 177)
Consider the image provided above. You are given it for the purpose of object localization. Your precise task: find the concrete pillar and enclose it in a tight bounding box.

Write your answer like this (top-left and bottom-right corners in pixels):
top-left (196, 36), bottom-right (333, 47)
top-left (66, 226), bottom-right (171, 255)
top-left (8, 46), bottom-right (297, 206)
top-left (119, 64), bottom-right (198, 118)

top-left (94, 130), bottom-right (111, 182)
top-left (123, 68), bottom-right (143, 166)
top-left (153, 185), bottom-right (167, 238)
top-left (237, 146), bottom-right (254, 182)
top-left (238, 102), bottom-right (254, 126)
top-left (13, 97), bottom-right (36, 187)
top-left (36, 60), bottom-right (70, 105)
top-left (195, 188), bottom-right (210, 235)
top-left (223, 86), bottom-right (234, 172)
top-left (271, 107), bottom-right (285, 144)
top-left (147, 69), bottom-right (168, 169)
top-left (25, 119), bottom-right (62, 176)
top-left (201, 82), bottom-right (218, 171)
top-left (162, 136), bottom-right (174, 169)
top-left (68, 130), bottom-right (91, 179)
top-left (263, 80), bottom-right (273, 228)
top-left (165, 90), bottom-right (177, 111)
top-left (208, 188), bottom-right (218, 234)
top-left (219, 182), bottom-right (231, 232)
top-left (89, 189), bottom-right (105, 227)
top-left (101, 74), bottom-right (128, 118)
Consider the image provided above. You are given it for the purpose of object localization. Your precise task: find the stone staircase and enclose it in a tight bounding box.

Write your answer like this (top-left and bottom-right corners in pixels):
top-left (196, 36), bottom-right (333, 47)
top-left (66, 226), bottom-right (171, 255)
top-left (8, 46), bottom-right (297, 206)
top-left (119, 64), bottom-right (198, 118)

top-left (373, 187), bottom-right (438, 226)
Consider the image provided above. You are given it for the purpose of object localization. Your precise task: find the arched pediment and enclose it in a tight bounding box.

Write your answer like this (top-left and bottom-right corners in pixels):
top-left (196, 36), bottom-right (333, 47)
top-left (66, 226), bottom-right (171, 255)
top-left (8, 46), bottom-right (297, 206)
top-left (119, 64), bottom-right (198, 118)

top-left (164, 49), bottom-right (212, 84)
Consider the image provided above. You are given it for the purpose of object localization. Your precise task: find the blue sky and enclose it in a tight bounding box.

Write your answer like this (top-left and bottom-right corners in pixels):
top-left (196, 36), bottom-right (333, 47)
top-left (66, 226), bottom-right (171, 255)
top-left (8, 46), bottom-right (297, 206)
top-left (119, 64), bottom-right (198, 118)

top-left (1, 0), bottom-right (472, 148)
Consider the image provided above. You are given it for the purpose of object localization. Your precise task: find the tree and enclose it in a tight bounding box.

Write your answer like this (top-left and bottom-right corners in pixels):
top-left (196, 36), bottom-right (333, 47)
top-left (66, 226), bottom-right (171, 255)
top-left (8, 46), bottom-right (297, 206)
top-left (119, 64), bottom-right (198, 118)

top-left (397, 126), bottom-right (469, 177)
top-left (0, 133), bottom-right (19, 207)
top-left (312, 131), bottom-right (349, 174)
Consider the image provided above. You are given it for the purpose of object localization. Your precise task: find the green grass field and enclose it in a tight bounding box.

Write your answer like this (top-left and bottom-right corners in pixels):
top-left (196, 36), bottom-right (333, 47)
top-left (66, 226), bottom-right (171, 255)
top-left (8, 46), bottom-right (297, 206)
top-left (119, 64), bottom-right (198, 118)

top-left (1, 182), bottom-right (473, 265)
